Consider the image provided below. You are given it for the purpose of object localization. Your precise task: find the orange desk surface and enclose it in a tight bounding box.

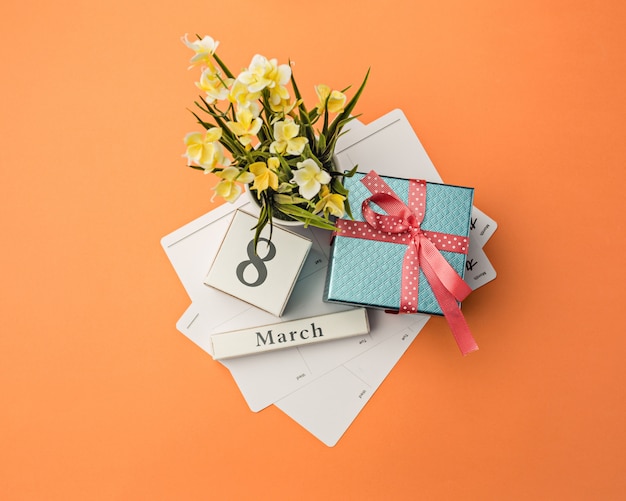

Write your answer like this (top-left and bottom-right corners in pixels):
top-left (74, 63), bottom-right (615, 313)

top-left (2, 1), bottom-right (625, 499)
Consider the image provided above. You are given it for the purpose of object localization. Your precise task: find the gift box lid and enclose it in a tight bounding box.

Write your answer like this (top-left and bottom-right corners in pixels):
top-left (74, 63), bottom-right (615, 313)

top-left (324, 172), bottom-right (473, 315)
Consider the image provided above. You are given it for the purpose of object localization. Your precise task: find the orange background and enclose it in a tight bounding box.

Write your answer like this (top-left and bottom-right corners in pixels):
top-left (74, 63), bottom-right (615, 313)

top-left (2, 0), bottom-right (625, 499)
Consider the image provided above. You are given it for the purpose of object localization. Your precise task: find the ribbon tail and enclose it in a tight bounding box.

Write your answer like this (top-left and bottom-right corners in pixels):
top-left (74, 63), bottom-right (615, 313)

top-left (420, 246), bottom-right (478, 356)
top-left (420, 237), bottom-right (472, 302)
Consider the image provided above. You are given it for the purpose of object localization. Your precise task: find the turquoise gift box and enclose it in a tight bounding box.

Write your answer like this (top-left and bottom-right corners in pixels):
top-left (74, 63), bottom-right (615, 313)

top-left (323, 171), bottom-right (474, 315)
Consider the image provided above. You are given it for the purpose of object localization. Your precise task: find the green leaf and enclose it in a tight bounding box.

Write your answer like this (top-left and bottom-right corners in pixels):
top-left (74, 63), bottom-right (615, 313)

top-left (322, 104), bottom-right (330, 137)
top-left (344, 199), bottom-right (354, 220)
top-left (308, 108), bottom-right (320, 123)
top-left (212, 52), bottom-right (235, 79)
top-left (330, 172), bottom-right (354, 220)
top-left (322, 115), bottom-right (363, 161)
top-left (289, 63), bottom-right (306, 109)
top-left (317, 132), bottom-right (326, 152)
top-left (332, 177), bottom-right (348, 195)
top-left (193, 99), bottom-right (211, 114)
top-left (343, 164), bottom-right (359, 177)
top-left (189, 110), bottom-right (213, 130)
top-left (274, 193), bottom-right (311, 205)
top-left (301, 144), bottom-right (322, 167)
top-left (327, 68), bottom-right (370, 141)
top-left (276, 182), bottom-right (295, 194)
top-left (276, 204), bottom-right (338, 231)
top-left (252, 207), bottom-right (269, 252)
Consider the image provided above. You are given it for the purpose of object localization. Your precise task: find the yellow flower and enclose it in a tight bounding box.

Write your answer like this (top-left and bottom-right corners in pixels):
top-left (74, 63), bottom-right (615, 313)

top-left (226, 106), bottom-right (262, 148)
top-left (212, 167), bottom-right (254, 202)
top-left (270, 118), bottom-right (308, 156)
top-left (291, 158), bottom-right (331, 199)
top-left (184, 128), bottom-right (230, 171)
top-left (268, 83), bottom-right (291, 110)
top-left (314, 186), bottom-right (346, 217)
top-left (249, 159), bottom-right (279, 193)
top-left (182, 34), bottom-right (219, 67)
top-left (229, 79), bottom-right (261, 108)
top-left (238, 54), bottom-right (291, 94)
top-left (196, 67), bottom-right (232, 104)
top-left (269, 96), bottom-right (297, 114)
top-left (315, 84), bottom-right (347, 114)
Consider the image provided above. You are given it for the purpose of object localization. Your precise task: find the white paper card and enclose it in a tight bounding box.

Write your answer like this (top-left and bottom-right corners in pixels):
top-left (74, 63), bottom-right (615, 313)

top-left (464, 244), bottom-right (497, 290)
top-left (469, 206), bottom-right (498, 249)
top-left (333, 108), bottom-right (443, 183)
top-left (275, 317), bottom-right (427, 446)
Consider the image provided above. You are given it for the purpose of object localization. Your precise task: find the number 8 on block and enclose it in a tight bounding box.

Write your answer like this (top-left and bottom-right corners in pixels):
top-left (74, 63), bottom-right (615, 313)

top-left (205, 210), bottom-right (312, 317)
top-left (236, 238), bottom-right (277, 287)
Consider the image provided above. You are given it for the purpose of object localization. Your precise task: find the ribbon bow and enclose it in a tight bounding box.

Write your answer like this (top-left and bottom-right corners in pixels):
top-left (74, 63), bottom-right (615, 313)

top-left (336, 171), bottom-right (478, 355)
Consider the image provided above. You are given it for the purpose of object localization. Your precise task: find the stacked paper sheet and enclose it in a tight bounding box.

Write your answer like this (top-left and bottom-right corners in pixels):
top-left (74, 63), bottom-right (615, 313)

top-left (161, 109), bottom-right (497, 446)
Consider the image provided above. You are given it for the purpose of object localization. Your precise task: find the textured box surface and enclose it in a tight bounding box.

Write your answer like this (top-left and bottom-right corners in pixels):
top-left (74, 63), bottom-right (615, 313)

top-left (210, 308), bottom-right (370, 359)
top-left (324, 172), bottom-right (473, 315)
top-left (205, 210), bottom-right (312, 317)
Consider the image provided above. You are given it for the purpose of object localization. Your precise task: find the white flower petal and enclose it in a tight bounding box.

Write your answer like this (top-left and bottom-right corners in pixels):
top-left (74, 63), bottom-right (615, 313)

top-left (299, 179), bottom-right (321, 199)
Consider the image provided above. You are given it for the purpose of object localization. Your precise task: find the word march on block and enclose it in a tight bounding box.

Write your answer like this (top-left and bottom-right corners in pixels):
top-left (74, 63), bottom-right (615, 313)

top-left (210, 308), bottom-right (370, 359)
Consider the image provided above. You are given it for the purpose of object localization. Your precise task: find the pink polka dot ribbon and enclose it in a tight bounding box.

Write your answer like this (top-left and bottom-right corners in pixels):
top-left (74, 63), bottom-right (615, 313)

top-left (336, 170), bottom-right (478, 355)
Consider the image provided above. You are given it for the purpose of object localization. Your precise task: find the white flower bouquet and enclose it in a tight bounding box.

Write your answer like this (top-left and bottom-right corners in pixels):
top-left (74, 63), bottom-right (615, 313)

top-left (182, 34), bottom-right (368, 244)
